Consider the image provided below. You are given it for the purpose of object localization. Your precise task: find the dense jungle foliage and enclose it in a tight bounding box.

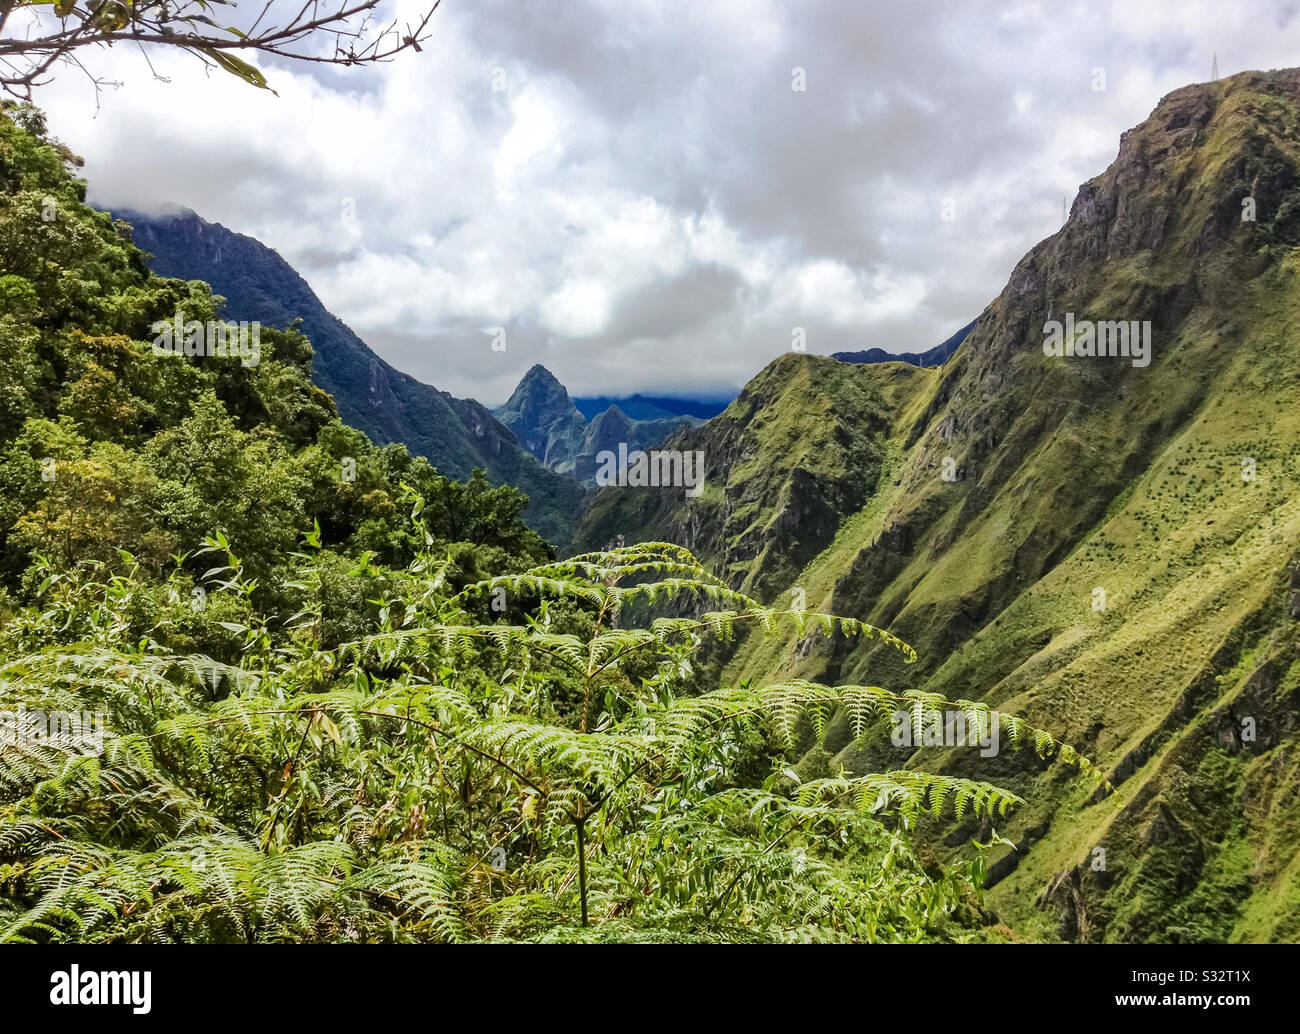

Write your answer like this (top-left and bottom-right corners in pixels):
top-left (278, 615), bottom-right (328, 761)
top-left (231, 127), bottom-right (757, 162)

top-left (0, 102), bottom-right (1096, 942)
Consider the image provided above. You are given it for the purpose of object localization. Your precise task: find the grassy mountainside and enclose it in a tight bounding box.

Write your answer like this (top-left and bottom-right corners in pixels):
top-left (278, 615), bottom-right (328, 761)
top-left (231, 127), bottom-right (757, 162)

top-left (0, 108), bottom-right (1091, 947)
top-left (576, 68), bottom-right (1300, 942)
top-left (115, 209), bottom-right (587, 545)
top-left (577, 354), bottom-right (936, 600)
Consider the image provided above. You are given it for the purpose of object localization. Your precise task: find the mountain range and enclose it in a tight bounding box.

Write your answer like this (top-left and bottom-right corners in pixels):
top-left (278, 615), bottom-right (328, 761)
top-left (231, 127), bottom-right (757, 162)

top-left (114, 211), bottom-right (749, 531)
top-left (575, 68), bottom-right (1300, 942)
top-left (116, 208), bottom-right (981, 533)
top-left (571, 394), bottom-right (732, 422)
top-left (492, 364), bottom-right (704, 480)
top-left (114, 208), bottom-right (587, 544)
top-left (106, 65), bottom-right (1300, 941)
top-left (831, 318), bottom-right (977, 367)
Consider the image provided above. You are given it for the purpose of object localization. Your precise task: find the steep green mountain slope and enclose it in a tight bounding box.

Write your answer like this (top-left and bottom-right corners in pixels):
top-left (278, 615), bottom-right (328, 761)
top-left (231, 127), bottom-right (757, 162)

top-left (494, 364), bottom-right (700, 480)
top-left (576, 68), bottom-right (1300, 942)
top-left (577, 355), bottom-right (936, 600)
top-left (7, 103), bottom-right (1064, 947)
top-left (114, 209), bottom-right (586, 545)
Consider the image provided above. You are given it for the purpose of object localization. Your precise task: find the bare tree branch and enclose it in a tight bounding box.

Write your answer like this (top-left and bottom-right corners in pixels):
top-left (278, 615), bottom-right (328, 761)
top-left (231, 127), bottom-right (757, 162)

top-left (0, 0), bottom-right (440, 98)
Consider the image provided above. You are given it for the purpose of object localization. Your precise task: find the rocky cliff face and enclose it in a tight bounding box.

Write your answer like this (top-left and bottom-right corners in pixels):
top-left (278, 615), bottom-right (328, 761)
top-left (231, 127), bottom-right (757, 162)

top-left (833, 71), bottom-right (1300, 943)
top-left (492, 364), bottom-right (589, 469)
top-left (577, 68), bottom-right (1300, 942)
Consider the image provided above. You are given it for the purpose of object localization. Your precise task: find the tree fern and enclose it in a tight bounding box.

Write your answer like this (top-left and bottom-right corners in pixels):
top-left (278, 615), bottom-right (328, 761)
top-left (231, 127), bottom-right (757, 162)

top-left (0, 527), bottom-right (1102, 942)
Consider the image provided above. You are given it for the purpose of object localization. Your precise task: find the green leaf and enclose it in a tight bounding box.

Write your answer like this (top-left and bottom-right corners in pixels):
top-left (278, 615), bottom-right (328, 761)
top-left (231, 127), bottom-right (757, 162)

top-left (197, 46), bottom-right (274, 92)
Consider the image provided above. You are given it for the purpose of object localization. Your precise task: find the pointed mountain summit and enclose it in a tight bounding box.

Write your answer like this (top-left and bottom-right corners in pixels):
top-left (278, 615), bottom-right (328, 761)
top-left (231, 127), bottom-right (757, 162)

top-left (493, 364), bottom-right (589, 471)
top-left (582, 402), bottom-right (633, 451)
top-left (494, 366), bottom-right (704, 480)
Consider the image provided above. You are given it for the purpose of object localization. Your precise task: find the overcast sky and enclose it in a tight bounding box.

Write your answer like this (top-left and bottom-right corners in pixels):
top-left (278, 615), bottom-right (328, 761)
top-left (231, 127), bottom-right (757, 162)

top-left (27, 0), bottom-right (1300, 404)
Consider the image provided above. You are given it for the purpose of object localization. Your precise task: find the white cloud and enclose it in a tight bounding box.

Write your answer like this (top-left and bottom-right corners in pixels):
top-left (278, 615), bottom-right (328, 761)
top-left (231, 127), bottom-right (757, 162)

top-left (540, 278), bottom-right (612, 337)
top-left (27, 0), bottom-right (1300, 403)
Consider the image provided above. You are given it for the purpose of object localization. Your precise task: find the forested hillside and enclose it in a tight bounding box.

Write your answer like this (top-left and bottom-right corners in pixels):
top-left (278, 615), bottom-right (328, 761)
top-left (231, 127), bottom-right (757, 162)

top-left (0, 106), bottom-right (555, 587)
top-left (10, 64), bottom-right (1298, 946)
top-left (114, 207), bottom-right (587, 545)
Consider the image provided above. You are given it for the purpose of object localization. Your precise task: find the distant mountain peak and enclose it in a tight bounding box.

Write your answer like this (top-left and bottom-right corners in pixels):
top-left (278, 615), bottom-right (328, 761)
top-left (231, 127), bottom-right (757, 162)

top-left (832, 318), bottom-right (977, 369)
top-left (494, 365), bottom-right (588, 471)
top-left (495, 372), bottom-right (704, 482)
top-left (511, 363), bottom-right (568, 397)
top-left (499, 365), bottom-right (582, 417)
top-left (571, 392), bottom-right (733, 422)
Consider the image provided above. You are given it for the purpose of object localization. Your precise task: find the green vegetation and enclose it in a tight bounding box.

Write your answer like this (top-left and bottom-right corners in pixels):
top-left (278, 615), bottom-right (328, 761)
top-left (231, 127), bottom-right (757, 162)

top-left (0, 102), bottom-right (1101, 943)
top-left (9, 60), bottom-right (1300, 943)
top-left (577, 352), bottom-right (917, 600)
top-left (578, 69), bottom-right (1300, 942)
top-left (115, 210), bottom-right (588, 546)
top-left (0, 532), bottom-right (1096, 942)
top-left (0, 102), bottom-right (551, 587)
